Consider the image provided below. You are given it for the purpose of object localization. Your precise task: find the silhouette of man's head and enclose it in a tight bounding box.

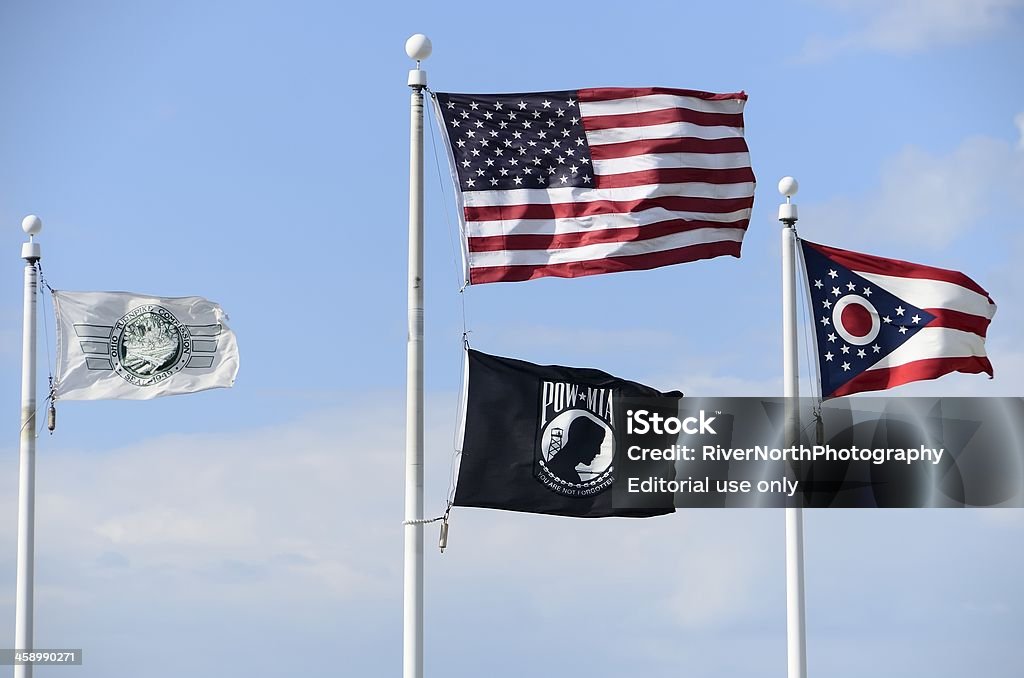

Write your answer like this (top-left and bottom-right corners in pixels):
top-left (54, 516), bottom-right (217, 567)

top-left (545, 416), bottom-right (607, 484)
top-left (562, 417), bottom-right (605, 466)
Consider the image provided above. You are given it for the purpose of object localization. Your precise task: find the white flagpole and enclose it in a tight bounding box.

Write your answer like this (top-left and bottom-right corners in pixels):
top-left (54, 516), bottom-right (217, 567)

top-left (15, 215), bottom-right (42, 678)
top-left (403, 34), bottom-right (431, 678)
top-left (778, 178), bottom-right (807, 678)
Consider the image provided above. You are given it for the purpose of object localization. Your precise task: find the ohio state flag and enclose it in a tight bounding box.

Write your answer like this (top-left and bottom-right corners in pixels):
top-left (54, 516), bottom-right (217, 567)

top-left (801, 240), bottom-right (996, 398)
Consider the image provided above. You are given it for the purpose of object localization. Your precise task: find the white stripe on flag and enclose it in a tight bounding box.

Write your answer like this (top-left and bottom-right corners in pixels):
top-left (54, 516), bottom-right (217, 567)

top-left (586, 122), bottom-right (743, 145)
top-left (593, 152), bottom-right (753, 174)
top-left (467, 227), bottom-right (744, 267)
top-left (461, 182), bottom-right (756, 207)
top-left (862, 327), bottom-right (989, 371)
top-left (580, 94), bottom-right (745, 117)
top-left (858, 272), bottom-right (996, 318)
top-left (468, 207), bottom-right (752, 238)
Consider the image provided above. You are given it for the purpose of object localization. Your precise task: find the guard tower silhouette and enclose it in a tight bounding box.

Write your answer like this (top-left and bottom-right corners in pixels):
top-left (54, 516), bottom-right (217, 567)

top-left (546, 427), bottom-right (564, 458)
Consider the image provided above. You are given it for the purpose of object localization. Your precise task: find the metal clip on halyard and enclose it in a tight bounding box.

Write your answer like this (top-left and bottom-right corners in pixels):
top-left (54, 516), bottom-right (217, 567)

top-left (36, 260), bottom-right (57, 434)
top-left (401, 502), bottom-right (451, 554)
top-left (46, 377), bottom-right (56, 434)
top-left (438, 505), bottom-right (451, 553)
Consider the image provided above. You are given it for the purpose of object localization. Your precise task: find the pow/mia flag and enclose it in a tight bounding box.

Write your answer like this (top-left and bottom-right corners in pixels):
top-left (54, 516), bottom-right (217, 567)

top-left (53, 291), bottom-right (239, 400)
top-left (454, 350), bottom-right (681, 518)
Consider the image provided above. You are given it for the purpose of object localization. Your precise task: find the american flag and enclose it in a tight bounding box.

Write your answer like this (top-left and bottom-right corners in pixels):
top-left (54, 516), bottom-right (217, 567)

top-left (433, 88), bottom-right (754, 284)
top-left (801, 240), bottom-right (996, 398)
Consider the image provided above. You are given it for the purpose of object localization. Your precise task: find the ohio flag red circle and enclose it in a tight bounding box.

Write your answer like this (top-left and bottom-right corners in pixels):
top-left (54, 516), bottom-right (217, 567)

top-left (832, 294), bottom-right (880, 346)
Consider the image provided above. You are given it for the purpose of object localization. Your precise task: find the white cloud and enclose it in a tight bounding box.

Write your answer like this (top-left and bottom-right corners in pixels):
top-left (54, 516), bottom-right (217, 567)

top-left (2, 394), bottom-right (769, 623)
top-left (437, 507), bottom-right (778, 631)
top-left (476, 326), bottom-right (781, 396)
top-left (801, 0), bottom-right (1024, 60)
top-left (801, 127), bottom-right (1024, 250)
top-left (27, 402), bottom-right (411, 605)
top-left (675, 372), bottom-right (782, 397)
top-left (480, 324), bottom-right (678, 357)
top-left (1, 392), bottom-right (1022, 675)
top-left (660, 519), bottom-right (772, 628)
top-left (1015, 112), bottom-right (1024, 149)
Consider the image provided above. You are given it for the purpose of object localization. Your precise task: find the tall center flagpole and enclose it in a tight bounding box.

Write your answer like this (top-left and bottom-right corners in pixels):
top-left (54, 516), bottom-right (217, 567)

top-left (403, 34), bottom-right (431, 678)
top-left (15, 215), bottom-right (42, 678)
top-left (778, 178), bottom-right (807, 678)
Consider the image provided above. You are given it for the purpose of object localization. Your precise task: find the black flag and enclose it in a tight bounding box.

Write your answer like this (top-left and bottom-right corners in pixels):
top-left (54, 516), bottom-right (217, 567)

top-left (453, 350), bottom-right (682, 518)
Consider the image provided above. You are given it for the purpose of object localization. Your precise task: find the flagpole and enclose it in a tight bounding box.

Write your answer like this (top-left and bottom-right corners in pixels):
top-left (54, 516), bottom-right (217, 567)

top-left (15, 215), bottom-right (42, 678)
top-left (779, 177), bottom-right (807, 678)
top-left (403, 33), bottom-right (431, 678)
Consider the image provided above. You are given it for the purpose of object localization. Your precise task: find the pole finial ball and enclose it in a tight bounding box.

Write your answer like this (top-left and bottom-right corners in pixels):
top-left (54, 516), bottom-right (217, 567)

top-left (405, 34), bottom-right (432, 61)
top-left (778, 176), bottom-right (799, 198)
top-left (21, 215), bottom-right (42, 236)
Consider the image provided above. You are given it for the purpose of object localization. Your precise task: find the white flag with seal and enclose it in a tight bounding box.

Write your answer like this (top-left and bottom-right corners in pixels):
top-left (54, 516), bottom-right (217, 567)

top-left (53, 291), bottom-right (239, 400)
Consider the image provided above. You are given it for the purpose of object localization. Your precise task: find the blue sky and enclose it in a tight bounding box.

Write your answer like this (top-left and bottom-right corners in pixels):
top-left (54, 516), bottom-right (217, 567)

top-left (0, 0), bottom-right (1022, 676)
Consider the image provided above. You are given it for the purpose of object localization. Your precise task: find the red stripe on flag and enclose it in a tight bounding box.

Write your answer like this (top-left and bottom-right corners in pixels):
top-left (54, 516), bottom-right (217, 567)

top-left (923, 308), bottom-right (992, 337)
top-left (464, 195), bottom-right (754, 222)
top-left (468, 240), bottom-right (741, 283)
top-left (589, 136), bottom-right (750, 160)
top-left (804, 240), bottom-right (993, 301)
top-left (595, 167), bottom-right (756, 190)
top-left (830, 356), bottom-right (994, 397)
top-left (467, 219), bottom-right (748, 252)
top-left (579, 87), bottom-right (747, 102)
top-left (583, 107), bottom-right (743, 131)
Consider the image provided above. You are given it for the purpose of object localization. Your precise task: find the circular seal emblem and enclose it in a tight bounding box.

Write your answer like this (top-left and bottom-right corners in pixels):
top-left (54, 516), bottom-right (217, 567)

top-left (537, 410), bottom-right (615, 497)
top-left (109, 305), bottom-right (192, 386)
top-left (832, 294), bottom-right (880, 346)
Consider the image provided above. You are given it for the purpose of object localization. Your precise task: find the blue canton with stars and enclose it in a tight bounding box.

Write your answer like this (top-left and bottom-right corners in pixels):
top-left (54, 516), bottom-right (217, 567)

top-left (433, 91), bottom-right (594, 192)
top-left (801, 240), bottom-right (935, 398)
